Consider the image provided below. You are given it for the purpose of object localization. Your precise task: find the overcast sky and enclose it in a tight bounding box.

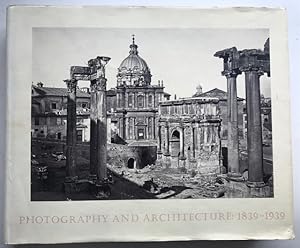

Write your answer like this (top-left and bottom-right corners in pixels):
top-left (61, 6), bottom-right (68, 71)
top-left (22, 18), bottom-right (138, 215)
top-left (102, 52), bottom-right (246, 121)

top-left (33, 28), bottom-right (270, 98)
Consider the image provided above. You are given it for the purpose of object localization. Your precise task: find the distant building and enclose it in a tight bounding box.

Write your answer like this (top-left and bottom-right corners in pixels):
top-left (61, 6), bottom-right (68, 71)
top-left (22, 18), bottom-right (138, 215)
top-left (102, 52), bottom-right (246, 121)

top-left (158, 96), bottom-right (222, 177)
top-left (193, 87), bottom-right (245, 147)
top-left (261, 95), bottom-right (272, 141)
top-left (107, 38), bottom-right (170, 143)
top-left (31, 83), bottom-right (92, 142)
top-left (31, 37), bottom-right (172, 145)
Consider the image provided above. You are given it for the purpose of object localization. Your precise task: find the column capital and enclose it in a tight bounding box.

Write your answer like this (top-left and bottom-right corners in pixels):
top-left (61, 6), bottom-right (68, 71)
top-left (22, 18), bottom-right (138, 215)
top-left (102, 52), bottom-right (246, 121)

top-left (91, 78), bottom-right (107, 92)
top-left (64, 79), bottom-right (77, 93)
top-left (240, 66), bottom-right (265, 76)
top-left (222, 69), bottom-right (241, 78)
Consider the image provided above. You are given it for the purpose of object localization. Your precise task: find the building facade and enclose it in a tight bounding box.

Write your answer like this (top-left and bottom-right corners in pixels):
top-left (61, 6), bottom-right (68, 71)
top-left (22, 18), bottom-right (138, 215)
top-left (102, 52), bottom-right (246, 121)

top-left (157, 97), bottom-right (222, 178)
top-left (193, 87), bottom-right (245, 146)
top-left (110, 38), bottom-right (170, 143)
top-left (31, 82), bottom-right (91, 142)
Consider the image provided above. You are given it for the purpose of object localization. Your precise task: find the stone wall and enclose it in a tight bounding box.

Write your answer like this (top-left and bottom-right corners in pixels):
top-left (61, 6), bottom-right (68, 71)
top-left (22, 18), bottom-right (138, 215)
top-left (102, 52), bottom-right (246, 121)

top-left (107, 143), bottom-right (157, 169)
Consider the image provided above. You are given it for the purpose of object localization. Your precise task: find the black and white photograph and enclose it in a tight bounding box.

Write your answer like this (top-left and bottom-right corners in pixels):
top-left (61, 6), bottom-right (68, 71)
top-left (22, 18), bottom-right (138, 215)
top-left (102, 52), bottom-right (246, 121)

top-left (30, 28), bottom-right (273, 201)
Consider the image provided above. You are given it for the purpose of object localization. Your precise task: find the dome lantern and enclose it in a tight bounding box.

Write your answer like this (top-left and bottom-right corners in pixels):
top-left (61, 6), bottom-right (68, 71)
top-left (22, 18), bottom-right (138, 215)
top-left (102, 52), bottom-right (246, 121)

top-left (117, 35), bottom-right (152, 87)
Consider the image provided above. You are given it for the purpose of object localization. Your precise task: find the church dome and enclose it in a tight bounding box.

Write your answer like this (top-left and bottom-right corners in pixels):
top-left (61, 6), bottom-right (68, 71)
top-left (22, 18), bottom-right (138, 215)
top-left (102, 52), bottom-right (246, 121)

top-left (117, 36), bottom-right (152, 86)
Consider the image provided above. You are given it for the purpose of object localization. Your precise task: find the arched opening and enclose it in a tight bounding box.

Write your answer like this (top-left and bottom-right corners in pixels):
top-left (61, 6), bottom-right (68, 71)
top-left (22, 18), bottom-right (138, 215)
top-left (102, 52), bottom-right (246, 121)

top-left (127, 158), bottom-right (135, 169)
top-left (170, 130), bottom-right (180, 167)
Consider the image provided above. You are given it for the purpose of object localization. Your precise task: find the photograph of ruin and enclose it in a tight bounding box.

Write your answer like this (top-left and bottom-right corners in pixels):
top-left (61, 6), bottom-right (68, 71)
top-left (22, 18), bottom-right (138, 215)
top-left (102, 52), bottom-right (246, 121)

top-left (31, 28), bottom-right (273, 200)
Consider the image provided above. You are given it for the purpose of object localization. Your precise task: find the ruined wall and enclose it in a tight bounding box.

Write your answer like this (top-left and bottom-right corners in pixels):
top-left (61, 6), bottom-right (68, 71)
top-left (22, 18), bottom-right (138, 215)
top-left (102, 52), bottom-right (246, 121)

top-left (107, 144), bottom-right (157, 169)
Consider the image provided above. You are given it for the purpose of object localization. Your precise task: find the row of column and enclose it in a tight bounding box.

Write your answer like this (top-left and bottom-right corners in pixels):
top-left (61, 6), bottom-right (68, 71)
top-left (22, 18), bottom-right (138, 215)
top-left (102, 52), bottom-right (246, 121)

top-left (65, 77), bottom-right (108, 184)
top-left (224, 68), bottom-right (264, 186)
top-left (117, 91), bottom-right (164, 109)
top-left (157, 123), bottom-right (219, 158)
top-left (119, 116), bottom-right (156, 140)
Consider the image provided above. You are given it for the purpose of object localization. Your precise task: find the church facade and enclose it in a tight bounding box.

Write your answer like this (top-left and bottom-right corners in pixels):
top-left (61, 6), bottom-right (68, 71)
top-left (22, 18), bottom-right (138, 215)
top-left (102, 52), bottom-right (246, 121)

top-left (110, 37), bottom-right (170, 143)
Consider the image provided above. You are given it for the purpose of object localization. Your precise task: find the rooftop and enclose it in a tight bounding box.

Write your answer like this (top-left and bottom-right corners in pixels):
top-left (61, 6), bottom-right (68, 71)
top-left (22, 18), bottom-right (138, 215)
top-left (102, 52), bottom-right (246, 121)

top-left (193, 88), bottom-right (244, 101)
top-left (32, 85), bottom-right (90, 98)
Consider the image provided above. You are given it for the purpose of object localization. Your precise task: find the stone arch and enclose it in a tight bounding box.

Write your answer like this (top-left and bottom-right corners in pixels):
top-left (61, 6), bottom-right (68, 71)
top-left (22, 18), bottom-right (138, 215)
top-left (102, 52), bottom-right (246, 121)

top-left (127, 157), bottom-right (135, 169)
top-left (170, 129), bottom-right (180, 158)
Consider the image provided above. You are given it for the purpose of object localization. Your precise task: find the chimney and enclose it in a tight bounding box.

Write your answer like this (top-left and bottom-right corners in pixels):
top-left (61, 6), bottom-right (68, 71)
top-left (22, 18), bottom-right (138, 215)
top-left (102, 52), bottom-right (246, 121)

top-left (37, 82), bottom-right (44, 88)
top-left (158, 80), bottom-right (160, 86)
top-left (174, 94), bottom-right (177, 100)
top-left (161, 80), bottom-right (164, 87)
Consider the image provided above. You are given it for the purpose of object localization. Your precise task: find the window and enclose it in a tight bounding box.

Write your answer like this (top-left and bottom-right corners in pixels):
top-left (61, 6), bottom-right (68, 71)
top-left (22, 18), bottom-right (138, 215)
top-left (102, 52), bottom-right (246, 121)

top-left (137, 95), bottom-right (144, 108)
top-left (148, 95), bottom-right (153, 107)
top-left (76, 130), bottom-right (83, 142)
top-left (128, 95), bottom-right (133, 108)
top-left (51, 102), bottom-right (57, 110)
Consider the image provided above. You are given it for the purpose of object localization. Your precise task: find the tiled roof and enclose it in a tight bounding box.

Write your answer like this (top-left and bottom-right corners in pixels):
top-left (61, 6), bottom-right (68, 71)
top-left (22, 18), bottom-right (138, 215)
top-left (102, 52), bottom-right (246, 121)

top-left (32, 86), bottom-right (90, 98)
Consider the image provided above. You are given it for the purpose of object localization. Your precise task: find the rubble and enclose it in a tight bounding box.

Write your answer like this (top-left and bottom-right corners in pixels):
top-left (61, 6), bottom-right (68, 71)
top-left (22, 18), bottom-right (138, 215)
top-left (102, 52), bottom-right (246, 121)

top-left (107, 163), bottom-right (226, 199)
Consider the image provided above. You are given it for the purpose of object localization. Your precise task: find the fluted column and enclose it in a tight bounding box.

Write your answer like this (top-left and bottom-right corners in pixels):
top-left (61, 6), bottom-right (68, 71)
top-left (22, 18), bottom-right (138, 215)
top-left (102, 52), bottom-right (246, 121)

top-left (244, 68), bottom-right (264, 187)
top-left (65, 79), bottom-right (78, 182)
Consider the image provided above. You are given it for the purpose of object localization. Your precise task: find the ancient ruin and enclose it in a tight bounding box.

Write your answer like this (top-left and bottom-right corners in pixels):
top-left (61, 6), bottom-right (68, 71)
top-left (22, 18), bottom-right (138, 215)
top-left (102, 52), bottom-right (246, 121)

top-left (157, 97), bottom-right (222, 180)
top-left (214, 38), bottom-right (271, 197)
top-left (64, 56), bottom-right (111, 197)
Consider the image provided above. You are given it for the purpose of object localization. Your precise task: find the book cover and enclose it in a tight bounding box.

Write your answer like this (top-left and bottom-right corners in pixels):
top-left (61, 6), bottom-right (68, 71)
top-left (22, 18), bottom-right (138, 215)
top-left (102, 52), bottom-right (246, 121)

top-left (5, 6), bottom-right (294, 243)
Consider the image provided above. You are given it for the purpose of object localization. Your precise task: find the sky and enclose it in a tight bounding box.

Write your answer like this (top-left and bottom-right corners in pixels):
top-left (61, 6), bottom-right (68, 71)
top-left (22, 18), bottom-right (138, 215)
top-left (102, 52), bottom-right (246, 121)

top-left (32, 28), bottom-right (270, 99)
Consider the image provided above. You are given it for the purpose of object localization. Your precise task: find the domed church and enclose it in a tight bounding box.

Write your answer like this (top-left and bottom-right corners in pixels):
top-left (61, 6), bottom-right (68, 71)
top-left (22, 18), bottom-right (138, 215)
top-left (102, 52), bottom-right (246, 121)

top-left (111, 36), bottom-right (170, 143)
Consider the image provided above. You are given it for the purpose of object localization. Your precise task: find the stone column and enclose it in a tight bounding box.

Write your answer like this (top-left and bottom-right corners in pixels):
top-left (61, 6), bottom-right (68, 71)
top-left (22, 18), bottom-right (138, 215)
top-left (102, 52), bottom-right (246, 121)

top-left (125, 92), bottom-right (128, 107)
top-left (95, 77), bottom-right (108, 181)
top-left (244, 69), bottom-right (264, 187)
top-left (157, 124), bottom-right (162, 154)
top-left (179, 125), bottom-right (185, 160)
top-left (125, 117), bottom-right (130, 139)
top-left (65, 79), bottom-right (78, 183)
top-left (116, 92), bottom-right (120, 108)
top-left (164, 124), bottom-right (170, 156)
top-left (225, 71), bottom-right (242, 179)
top-left (133, 117), bottom-right (136, 140)
top-left (191, 126), bottom-right (195, 159)
top-left (152, 116), bottom-right (155, 139)
top-left (163, 123), bottom-right (171, 167)
top-left (203, 125), bottom-right (208, 145)
top-left (145, 117), bottom-right (149, 139)
top-left (89, 80), bottom-right (97, 180)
